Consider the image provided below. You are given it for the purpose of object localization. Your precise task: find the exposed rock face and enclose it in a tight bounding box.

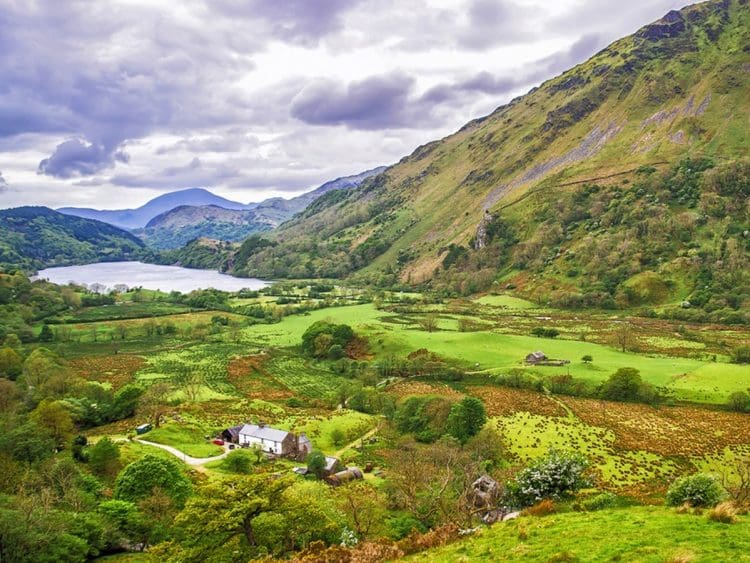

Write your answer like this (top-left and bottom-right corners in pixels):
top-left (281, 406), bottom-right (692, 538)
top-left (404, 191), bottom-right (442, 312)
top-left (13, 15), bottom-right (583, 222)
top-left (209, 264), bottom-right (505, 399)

top-left (474, 211), bottom-right (493, 250)
top-left (636, 10), bottom-right (686, 41)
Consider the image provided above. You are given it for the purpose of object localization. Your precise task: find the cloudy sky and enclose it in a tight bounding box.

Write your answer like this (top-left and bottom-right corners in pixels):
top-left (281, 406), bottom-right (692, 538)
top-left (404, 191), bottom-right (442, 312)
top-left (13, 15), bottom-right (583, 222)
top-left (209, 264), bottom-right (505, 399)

top-left (0, 0), bottom-right (690, 210)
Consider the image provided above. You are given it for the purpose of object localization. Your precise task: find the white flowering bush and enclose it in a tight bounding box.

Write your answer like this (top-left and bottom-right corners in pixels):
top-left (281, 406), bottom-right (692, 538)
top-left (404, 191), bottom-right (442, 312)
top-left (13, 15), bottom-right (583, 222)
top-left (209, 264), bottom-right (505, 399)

top-left (507, 449), bottom-right (591, 508)
top-left (339, 527), bottom-right (359, 548)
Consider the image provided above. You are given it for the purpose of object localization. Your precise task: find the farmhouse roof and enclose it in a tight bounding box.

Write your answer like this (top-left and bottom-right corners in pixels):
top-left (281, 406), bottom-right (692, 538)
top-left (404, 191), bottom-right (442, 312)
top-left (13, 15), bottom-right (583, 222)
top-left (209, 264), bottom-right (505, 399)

top-left (528, 351), bottom-right (546, 360)
top-left (239, 424), bottom-right (290, 443)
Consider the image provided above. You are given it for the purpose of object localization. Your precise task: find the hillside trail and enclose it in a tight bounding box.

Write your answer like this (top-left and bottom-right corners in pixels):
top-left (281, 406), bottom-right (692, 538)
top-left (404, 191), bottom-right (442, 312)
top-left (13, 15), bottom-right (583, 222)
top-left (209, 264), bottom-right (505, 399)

top-left (333, 425), bottom-right (379, 459)
top-left (135, 438), bottom-right (229, 472)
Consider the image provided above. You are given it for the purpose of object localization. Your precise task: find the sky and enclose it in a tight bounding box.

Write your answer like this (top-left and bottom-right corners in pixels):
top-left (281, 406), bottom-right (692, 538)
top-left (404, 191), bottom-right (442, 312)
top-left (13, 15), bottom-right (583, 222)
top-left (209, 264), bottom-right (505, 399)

top-left (0, 0), bottom-right (691, 210)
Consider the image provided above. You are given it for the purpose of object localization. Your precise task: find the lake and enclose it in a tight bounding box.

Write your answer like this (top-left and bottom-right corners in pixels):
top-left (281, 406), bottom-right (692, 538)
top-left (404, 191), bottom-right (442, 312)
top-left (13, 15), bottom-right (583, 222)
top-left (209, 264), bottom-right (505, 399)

top-left (34, 261), bottom-right (269, 293)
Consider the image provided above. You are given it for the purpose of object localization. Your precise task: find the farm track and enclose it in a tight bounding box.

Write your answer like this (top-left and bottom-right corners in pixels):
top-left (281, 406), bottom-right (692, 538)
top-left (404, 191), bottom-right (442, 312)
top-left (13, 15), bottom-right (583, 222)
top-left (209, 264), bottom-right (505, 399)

top-left (135, 438), bottom-right (229, 471)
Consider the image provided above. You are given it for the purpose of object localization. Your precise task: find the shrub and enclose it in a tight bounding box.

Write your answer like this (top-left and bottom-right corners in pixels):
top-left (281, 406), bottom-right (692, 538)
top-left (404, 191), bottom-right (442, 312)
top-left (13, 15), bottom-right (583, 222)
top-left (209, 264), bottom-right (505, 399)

top-left (386, 515), bottom-right (426, 540)
top-left (727, 391), bottom-right (750, 413)
top-left (508, 449), bottom-right (590, 508)
top-left (708, 501), bottom-right (738, 524)
top-left (581, 492), bottom-right (618, 511)
top-left (581, 355), bottom-right (593, 364)
top-left (531, 327), bottom-right (559, 338)
top-left (223, 449), bottom-right (255, 474)
top-left (666, 473), bottom-right (726, 508)
top-left (731, 345), bottom-right (750, 364)
top-left (521, 499), bottom-right (556, 517)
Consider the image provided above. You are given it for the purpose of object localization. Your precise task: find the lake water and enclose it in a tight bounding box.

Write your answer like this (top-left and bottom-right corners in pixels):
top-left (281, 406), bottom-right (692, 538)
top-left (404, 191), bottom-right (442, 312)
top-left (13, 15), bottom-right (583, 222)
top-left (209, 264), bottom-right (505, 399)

top-left (34, 261), bottom-right (269, 293)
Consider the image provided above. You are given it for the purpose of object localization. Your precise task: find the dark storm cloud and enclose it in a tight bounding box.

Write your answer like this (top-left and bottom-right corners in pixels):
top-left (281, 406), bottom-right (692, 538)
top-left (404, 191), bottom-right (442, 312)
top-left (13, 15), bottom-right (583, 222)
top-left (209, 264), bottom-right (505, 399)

top-left (291, 72), bottom-right (421, 130)
top-left (38, 138), bottom-right (129, 178)
top-left (0, 1), bottom-right (261, 178)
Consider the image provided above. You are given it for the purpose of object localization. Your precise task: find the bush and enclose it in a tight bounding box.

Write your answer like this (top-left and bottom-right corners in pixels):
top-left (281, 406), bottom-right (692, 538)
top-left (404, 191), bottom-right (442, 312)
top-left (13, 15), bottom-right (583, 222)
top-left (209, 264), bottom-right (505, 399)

top-left (223, 449), bottom-right (255, 474)
top-left (731, 345), bottom-right (750, 364)
top-left (521, 499), bottom-right (556, 517)
top-left (581, 492), bottom-right (618, 511)
top-left (508, 449), bottom-right (590, 508)
top-left (727, 391), bottom-right (750, 413)
top-left (666, 473), bottom-right (726, 508)
top-left (708, 501), bottom-right (738, 524)
top-left (386, 515), bottom-right (427, 540)
top-left (531, 327), bottom-right (559, 338)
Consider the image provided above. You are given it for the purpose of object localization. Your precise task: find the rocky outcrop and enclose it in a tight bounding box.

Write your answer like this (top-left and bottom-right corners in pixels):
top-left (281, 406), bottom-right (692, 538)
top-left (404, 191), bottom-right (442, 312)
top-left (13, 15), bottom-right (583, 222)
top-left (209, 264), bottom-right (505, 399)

top-left (474, 211), bottom-right (493, 250)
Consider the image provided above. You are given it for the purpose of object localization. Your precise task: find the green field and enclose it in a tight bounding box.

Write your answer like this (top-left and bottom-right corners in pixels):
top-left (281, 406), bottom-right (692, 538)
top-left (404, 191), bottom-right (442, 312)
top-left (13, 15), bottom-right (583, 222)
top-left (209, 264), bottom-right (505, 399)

top-left (236, 303), bottom-right (750, 404)
top-left (145, 423), bottom-right (223, 457)
top-left (410, 506), bottom-right (750, 562)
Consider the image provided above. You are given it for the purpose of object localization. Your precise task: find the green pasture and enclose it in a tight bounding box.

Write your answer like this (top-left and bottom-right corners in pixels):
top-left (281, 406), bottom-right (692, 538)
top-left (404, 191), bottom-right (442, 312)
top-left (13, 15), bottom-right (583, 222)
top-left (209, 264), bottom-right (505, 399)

top-left (410, 506), bottom-right (750, 562)
top-left (145, 423), bottom-right (223, 457)
top-left (235, 303), bottom-right (750, 404)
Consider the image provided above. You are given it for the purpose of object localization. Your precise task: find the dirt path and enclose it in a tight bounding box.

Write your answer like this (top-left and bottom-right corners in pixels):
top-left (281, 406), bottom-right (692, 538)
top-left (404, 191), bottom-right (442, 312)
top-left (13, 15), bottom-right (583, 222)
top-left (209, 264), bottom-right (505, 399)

top-left (136, 439), bottom-right (229, 469)
top-left (333, 426), bottom-right (380, 459)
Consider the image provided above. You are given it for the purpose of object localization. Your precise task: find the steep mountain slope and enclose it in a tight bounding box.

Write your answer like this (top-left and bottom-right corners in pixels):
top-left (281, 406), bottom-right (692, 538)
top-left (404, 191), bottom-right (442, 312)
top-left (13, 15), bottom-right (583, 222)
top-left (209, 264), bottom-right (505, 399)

top-left (0, 207), bottom-right (146, 271)
top-left (139, 205), bottom-right (274, 249)
top-left (58, 188), bottom-right (250, 229)
top-left (231, 0), bottom-right (750, 318)
top-left (248, 166), bottom-right (388, 225)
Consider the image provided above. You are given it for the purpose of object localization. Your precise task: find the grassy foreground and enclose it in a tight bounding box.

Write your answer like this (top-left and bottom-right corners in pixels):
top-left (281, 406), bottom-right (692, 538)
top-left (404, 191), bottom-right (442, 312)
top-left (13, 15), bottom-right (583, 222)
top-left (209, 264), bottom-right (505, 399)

top-left (411, 506), bottom-right (750, 562)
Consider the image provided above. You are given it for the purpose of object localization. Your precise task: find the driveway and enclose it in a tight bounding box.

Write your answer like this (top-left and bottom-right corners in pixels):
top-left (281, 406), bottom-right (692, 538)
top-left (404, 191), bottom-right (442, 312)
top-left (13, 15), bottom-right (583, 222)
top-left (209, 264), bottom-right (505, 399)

top-left (136, 439), bottom-right (229, 467)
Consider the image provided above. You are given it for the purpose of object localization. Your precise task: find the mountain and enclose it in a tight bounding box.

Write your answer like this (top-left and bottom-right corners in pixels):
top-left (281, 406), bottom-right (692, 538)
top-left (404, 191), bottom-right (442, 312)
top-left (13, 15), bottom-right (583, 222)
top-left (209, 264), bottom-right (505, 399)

top-left (134, 167), bottom-right (387, 249)
top-left (228, 0), bottom-right (750, 319)
top-left (138, 205), bottom-right (274, 250)
top-left (247, 166), bottom-right (389, 225)
top-left (0, 207), bottom-right (146, 272)
top-left (58, 188), bottom-right (250, 230)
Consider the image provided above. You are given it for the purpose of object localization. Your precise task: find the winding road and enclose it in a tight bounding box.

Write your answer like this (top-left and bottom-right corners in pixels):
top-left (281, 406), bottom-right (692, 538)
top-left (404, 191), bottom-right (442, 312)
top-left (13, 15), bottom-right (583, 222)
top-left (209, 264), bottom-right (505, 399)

top-left (136, 439), bottom-right (229, 467)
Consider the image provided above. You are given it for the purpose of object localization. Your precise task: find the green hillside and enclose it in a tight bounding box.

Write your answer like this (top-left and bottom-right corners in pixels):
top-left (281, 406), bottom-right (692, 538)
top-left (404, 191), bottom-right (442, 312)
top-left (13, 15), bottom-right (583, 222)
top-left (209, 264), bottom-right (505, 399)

top-left (0, 206), bottom-right (146, 272)
top-left (410, 506), bottom-right (750, 562)
top-left (137, 205), bottom-right (273, 250)
top-left (229, 0), bottom-right (750, 321)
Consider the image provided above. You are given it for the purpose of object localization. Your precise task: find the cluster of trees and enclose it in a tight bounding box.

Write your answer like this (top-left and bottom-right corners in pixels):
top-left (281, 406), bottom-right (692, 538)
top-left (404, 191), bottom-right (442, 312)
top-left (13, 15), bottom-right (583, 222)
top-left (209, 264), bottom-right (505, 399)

top-left (394, 395), bottom-right (487, 444)
top-left (301, 321), bottom-right (356, 359)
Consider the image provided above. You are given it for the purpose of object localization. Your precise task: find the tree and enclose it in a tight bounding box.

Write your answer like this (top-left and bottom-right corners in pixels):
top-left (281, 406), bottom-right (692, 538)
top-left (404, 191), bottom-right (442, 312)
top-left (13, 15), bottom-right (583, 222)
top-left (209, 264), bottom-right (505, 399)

top-left (581, 355), bottom-right (593, 364)
top-left (446, 397), bottom-right (487, 443)
top-left (306, 450), bottom-right (327, 479)
top-left (138, 382), bottom-right (172, 427)
top-left (508, 449), bottom-right (590, 508)
top-left (419, 314), bottom-right (439, 333)
top-left (614, 321), bottom-right (632, 352)
top-left (161, 475), bottom-right (294, 560)
top-left (731, 345), bottom-right (750, 364)
top-left (31, 399), bottom-right (75, 448)
top-left (599, 367), bottom-right (643, 402)
top-left (728, 391), bottom-right (750, 413)
top-left (0, 347), bottom-right (22, 380)
top-left (224, 449), bottom-right (255, 474)
top-left (39, 323), bottom-right (54, 342)
top-left (114, 455), bottom-right (191, 508)
top-left (666, 473), bottom-right (726, 508)
top-left (110, 384), bottom-right (142, 420)
top-left (88, 437), bottom-right (121, 478)
top-left (330, 427), bottom-right (346, 447)
top-left (301, 321), bottom-right (354, 358)
top-left (336, 482), bottom-right (386, 539)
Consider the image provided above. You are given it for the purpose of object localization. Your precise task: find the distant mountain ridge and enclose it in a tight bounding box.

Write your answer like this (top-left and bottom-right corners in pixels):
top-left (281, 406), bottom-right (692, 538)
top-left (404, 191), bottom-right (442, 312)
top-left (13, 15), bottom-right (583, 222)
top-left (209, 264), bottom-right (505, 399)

top-left (58, 188), bottom-right (250, 230)
top-left (57, 167), bottom-right (388, 247)
top-left (0, 206), bottom-right (146, 272)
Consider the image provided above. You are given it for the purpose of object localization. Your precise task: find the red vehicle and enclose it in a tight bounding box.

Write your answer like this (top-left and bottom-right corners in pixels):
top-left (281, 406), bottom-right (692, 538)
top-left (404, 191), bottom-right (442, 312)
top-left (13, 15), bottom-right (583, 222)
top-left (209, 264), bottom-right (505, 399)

top-left (212, 438), bottom-right (224, 446)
